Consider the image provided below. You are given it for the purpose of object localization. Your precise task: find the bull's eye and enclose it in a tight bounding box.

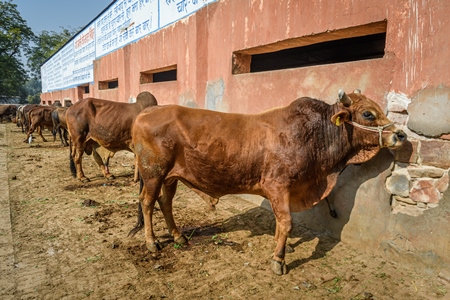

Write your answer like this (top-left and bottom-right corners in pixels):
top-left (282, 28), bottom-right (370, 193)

top-left (362, 111), bottom-right (375, 121)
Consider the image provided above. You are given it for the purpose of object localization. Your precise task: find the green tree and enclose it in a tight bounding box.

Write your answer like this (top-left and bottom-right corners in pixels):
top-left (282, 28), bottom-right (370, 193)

top-left (24, 77), bottom-right (41, 104)
top-left (0, 0), bottom-right (35, 102)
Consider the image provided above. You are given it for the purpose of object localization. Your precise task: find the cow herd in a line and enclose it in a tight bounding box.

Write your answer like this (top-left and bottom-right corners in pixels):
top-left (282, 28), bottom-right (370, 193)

top-left (0, 90), bottom-right (407, 275)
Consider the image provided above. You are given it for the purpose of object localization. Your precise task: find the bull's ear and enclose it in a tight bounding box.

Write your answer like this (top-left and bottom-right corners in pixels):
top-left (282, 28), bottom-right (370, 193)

top-left (331, 111), bottom-right (350, 127)
top-left (338, 89), bottom-right (353, 107)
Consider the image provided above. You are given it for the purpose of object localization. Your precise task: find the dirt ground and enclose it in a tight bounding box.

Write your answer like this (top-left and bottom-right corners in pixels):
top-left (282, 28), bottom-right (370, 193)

top-left (0, 122), bottom-right (447, 300)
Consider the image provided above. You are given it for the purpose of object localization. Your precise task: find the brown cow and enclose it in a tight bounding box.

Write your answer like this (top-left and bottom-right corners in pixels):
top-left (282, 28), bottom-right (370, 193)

top-left (66, 91), bottom-right (158, 183)
top-left (25, 106), bottom-right (56, 143)
top-left (130, 90), bottom-right (407, 275)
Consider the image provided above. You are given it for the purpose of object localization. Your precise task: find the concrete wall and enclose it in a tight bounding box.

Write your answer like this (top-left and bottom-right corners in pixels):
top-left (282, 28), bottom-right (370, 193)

top-left (41, 0), bottom-right (450, 279)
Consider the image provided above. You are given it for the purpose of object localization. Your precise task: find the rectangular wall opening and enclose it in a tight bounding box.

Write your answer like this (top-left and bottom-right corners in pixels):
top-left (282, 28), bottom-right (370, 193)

top-left (232, 21), bottom-right (387, 74)
top-left (78, 84), bottom-right (90, 94)
top-left (99, 79), bottom-right (118, 90)
top-left (140, 65), bottom-right (177, 84)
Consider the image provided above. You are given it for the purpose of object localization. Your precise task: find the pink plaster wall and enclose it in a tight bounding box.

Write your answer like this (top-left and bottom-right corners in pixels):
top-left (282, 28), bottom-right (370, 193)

top-left (42, 0), bottom-right (450, 111)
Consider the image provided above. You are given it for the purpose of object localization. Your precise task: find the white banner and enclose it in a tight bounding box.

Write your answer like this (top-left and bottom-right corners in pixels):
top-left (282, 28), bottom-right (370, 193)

top-left (95, 0), bottom-right (159, 58)
top-left (41, 0), bottom-right (217, 93)
top-left (160, 0), bottom-right (213, 28)
top-left (73, 25), bottom-right (96, 85)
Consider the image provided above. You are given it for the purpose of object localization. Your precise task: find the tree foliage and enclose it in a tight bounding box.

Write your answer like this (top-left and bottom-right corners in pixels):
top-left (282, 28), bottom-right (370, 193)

top-left (0, 0), bottom-right (35, 102)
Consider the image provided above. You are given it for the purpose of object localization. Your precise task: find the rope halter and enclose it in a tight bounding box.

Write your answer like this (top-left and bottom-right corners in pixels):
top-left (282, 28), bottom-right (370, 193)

top-left (345, 121), bottom-right (394, 148)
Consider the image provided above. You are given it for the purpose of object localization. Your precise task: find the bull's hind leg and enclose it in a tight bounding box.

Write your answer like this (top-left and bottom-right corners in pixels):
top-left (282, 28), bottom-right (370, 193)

top-left (158, 180), bottom-right (187, 245)
top-left (140, 177), bottom-right (165, 252)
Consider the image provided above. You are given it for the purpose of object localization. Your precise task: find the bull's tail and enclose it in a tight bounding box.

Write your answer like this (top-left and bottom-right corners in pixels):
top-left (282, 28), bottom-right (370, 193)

top-left (69, 137), bottom-right (76, 178)
top-left (128, 174), bottom-right (144, 237)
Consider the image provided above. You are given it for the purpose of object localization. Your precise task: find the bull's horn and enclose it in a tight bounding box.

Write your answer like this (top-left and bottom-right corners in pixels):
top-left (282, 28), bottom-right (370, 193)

top-left (338, 89), bottom-right (353, 107)
top-left (353, 89), bottom-right (361, 94)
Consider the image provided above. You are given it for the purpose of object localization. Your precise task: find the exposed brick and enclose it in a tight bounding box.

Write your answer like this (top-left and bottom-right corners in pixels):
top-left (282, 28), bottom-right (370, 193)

top-left (387, 91), bottom-right (410, 113)
top-left (420, 140), bottom-right (450, 168)
top-left (394, 140), bottom-right (419, 164)
top-left (409, 179), bottom-right (441, 204)
top-left (407, 165), bottom-right (446, 178)
top-left (386, 169), bottom-right (410, 197)
top-left (436, 172), bottom-right (449, 193)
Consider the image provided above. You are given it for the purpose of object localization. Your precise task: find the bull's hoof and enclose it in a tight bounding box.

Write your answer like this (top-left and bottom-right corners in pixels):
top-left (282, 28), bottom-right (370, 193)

top-left (80, 177), bottom-right (90, 183)
top-left (174, 235), bottom-right (188, 245)
top-left (147, 241), bottom-right (162, 252)
top-left (285, 245), bottom-right (294, 253)
top-left (271, 260), bottom-right (288, 275)
top-left (205, 204), bottom-right (216, 212)
top-left (106, 175), bottom-right (116, 181)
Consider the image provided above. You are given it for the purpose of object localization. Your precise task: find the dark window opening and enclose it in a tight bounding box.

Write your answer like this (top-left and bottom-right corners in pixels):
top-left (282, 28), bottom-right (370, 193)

top-left (250, 32), bottom-right (386, 73)
top-left (140, 65), bottom-right (177, 84)
top-left (108, 80), bottom-right (118, 89)
top-left (84, 86), bottom-right (90, 93)
top-left (99, 79), bottom-right (118, 90)
top-left (153, 69), bottom-right (177, 82)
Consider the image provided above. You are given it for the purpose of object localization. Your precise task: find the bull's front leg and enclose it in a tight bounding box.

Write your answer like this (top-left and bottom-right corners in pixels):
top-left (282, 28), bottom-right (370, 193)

top-left (269, 198), bottom-right (292, 275)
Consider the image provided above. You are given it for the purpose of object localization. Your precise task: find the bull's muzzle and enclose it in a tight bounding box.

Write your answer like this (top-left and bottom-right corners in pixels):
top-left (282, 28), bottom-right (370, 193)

top-left (395, 130), bottom-right (407, 142)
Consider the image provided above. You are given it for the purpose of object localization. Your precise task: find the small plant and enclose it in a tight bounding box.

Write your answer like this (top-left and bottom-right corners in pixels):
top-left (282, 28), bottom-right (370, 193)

top-left (437, 285), bottom-right (447, 296)
top-left (85, 290), bottom-right (94, 297)
top-left (85, 255), bottom-right (101, 263)
top-left (375, 272), bottom-right (387, 279)
top-left (212, 233), bottom-right (228, 245)
top-left (212, 234), bottom-right (223, 245)
top-left (187, 229), bottom-right (196, 240)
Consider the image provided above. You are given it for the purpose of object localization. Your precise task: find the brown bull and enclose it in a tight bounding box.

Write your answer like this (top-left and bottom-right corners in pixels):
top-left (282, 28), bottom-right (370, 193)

top-left (130, 90), bottom-right (407, 275)
top-left (66, 91), bottom-right (158, 182)
top-left (25, 106), bottom-right (56, 143)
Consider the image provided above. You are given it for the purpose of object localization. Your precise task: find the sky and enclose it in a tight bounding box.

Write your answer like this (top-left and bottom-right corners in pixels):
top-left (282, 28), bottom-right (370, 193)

top-left (12, 0), bottom-right (115, 34)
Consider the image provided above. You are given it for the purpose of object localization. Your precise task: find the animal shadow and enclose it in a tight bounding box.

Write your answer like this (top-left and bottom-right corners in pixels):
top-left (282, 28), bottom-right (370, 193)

top-left (185, 149), bottom-right (396, 272)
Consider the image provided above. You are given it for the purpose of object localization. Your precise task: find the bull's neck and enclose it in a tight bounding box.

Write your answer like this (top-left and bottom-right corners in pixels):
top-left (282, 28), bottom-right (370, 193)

top-left (321, 103), bottom-right (379, 168)
top-left (311, 103), bottom-right (350, 171)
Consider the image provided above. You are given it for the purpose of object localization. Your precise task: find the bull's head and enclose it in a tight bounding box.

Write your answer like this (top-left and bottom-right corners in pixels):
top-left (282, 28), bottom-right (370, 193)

top-left (330, 89), bottom-right (407, 149)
